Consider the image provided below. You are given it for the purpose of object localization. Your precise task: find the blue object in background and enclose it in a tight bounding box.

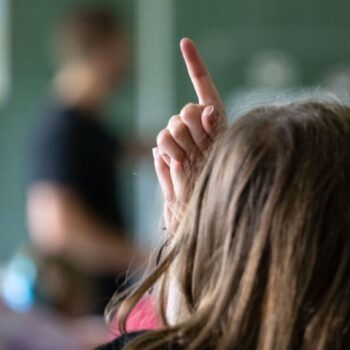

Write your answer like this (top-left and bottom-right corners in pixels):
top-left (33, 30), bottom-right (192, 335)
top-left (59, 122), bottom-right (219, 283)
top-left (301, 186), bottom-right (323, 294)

top-left (0, 251), bottom-right (37, 311)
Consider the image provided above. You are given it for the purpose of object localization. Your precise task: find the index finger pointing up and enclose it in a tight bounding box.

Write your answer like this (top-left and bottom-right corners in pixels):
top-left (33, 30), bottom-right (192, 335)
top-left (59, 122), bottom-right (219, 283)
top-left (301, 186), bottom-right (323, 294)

top-left (180, 38), bottom-right (223, 110)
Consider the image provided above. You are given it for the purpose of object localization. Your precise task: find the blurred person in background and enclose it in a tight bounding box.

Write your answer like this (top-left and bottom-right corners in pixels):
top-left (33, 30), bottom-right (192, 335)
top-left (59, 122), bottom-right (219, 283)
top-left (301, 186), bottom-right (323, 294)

top-left (26, 7), bottom-right (139, 317)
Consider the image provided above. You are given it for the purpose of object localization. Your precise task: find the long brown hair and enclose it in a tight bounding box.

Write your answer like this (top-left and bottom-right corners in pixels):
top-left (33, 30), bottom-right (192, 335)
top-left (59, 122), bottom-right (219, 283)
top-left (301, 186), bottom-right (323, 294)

top-left (107, 100), bottom-right (350, 349)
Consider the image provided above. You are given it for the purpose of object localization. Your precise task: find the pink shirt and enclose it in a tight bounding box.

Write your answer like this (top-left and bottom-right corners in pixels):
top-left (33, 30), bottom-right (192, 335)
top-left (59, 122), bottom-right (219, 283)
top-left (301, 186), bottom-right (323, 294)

top-left (112, 296), bottom-right (159, 335)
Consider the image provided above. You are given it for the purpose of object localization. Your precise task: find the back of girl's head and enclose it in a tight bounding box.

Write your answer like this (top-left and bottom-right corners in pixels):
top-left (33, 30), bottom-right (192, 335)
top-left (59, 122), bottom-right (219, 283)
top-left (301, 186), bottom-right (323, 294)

top-left (114, 100), bottom-right (350, 350)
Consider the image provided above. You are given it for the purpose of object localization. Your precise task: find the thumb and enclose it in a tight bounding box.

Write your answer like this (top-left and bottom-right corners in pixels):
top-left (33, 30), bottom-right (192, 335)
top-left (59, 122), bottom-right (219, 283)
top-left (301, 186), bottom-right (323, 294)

top-left (201, 105), bottom-right (221, 139)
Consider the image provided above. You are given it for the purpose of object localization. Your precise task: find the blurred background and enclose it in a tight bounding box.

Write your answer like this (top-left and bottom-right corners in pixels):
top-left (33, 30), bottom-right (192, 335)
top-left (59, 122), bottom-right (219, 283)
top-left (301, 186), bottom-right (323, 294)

top-left (0, 0), bottom-right (350, 348)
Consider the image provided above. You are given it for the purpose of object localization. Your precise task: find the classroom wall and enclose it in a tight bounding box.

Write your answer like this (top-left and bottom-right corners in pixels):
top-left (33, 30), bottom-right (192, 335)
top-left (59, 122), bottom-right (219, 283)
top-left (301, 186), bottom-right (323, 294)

top-left (175, 0), bottom-right (350, 108)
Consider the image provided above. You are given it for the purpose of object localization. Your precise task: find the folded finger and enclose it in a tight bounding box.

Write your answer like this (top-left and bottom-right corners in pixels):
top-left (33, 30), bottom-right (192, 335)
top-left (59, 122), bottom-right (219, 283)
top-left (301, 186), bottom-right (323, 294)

top-left (168, 115), bottom-right (199, 158)
top-left (157, 128), bottom-right (186, 162)
top-left (180, 103), bottom-right (212, 152)
top-left (170, 159), bottom-right (187, 201)
top-left (153, 147), bottom-right (174, 202)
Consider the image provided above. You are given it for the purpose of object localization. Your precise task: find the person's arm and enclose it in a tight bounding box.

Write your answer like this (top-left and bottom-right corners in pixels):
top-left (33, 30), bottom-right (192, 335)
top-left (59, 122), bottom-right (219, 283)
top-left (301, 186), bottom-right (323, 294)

top-left (27, 182), bottom-right (141, 274)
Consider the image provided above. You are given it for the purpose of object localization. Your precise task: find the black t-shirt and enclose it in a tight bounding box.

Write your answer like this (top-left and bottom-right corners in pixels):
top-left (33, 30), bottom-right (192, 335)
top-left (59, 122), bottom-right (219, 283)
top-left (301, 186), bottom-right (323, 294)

top-left (28, 99), bottom-right (124, 229)
top-left (28, 99), bottom-right (126, 313)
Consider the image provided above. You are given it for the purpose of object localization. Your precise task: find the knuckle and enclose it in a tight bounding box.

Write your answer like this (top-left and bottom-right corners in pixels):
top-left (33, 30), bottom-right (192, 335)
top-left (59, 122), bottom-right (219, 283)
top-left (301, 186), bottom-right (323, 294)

top-left (181, 113), bottom-right (192, 125)
top-left (184, 102), bottom-right (197, 110)
top-left (171, 122), bottom-right (186, 139)
top-left (157, 129), bottom-right (171, 146)
top-left (167, 115), bottom-right (181, 128)
top-left (180, 103), bottom-right (201, 120)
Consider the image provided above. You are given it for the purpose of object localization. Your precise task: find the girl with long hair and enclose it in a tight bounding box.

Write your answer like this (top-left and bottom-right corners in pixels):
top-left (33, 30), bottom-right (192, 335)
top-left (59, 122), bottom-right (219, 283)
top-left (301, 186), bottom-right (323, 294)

top-left (98, 39), bottom-right (350, 350)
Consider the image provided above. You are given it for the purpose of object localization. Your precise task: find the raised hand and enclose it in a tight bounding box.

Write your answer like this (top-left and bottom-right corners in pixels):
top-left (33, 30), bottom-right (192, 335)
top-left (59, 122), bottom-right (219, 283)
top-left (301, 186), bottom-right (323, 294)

top-left (153, 38), bottom-right (227, 231)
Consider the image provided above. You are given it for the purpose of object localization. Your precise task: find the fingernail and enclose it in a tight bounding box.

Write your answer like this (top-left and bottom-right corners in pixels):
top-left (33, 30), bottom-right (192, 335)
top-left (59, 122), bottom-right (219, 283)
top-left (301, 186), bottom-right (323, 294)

top-left (152, 147), bottom-right (158, 160)
top-left (203, 105), bottom-right (215, 124)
